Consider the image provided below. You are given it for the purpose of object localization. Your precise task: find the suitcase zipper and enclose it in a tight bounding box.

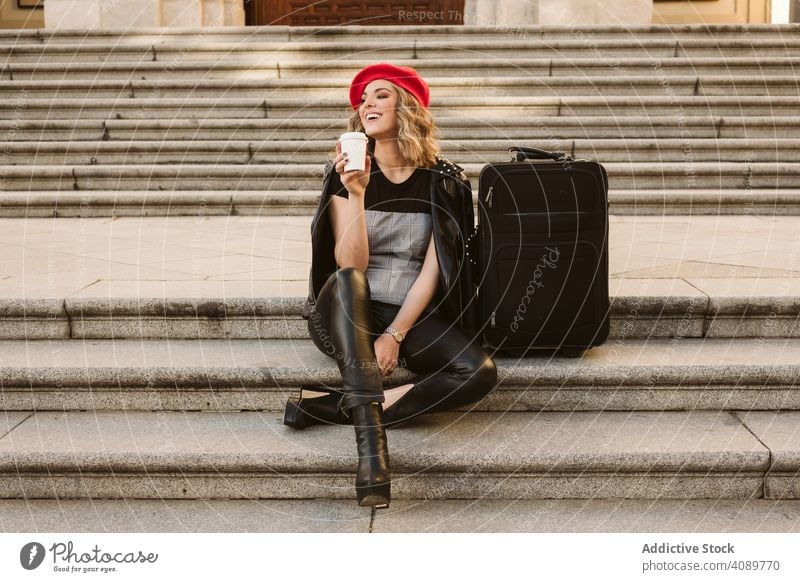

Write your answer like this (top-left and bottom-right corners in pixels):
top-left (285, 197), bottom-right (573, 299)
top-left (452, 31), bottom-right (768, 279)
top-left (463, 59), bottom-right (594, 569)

top-left (485, 186), bottom-right (494, 208)
top-left (490, 311), bottom-right (496, 327)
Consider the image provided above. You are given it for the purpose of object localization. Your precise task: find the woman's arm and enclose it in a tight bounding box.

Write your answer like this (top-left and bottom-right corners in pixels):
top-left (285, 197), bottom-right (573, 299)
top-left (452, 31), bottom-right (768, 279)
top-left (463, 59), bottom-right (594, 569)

top-left (330, 195), bottom-right (369, 272)
top-left (330, 153), bottom-right (372, 272)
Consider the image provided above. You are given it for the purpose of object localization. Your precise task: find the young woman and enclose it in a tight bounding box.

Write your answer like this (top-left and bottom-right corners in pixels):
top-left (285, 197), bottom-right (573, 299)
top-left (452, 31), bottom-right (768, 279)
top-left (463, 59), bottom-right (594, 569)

top-left (289, 63), bottom-right (497, 508)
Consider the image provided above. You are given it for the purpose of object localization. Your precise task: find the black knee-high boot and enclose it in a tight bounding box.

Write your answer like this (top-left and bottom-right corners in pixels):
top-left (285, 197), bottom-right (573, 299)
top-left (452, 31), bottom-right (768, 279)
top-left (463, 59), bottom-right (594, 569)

top-left (350, 402), bottom-right (390, 507)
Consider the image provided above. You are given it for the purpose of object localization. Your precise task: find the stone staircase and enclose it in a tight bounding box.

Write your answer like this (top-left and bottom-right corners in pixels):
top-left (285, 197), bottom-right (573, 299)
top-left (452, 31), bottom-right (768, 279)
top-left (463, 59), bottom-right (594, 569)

top-left (1, 24), bottom-right (800, 531)
top-left (2, 24), bottom-right (800, 217)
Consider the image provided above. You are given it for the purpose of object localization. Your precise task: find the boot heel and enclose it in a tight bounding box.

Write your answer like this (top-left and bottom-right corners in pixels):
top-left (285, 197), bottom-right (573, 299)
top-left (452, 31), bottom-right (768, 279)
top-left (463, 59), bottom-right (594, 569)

top-left (283, 397), bottom-right (306, 429)
top-left (356, 481), bottom-right (390, 508)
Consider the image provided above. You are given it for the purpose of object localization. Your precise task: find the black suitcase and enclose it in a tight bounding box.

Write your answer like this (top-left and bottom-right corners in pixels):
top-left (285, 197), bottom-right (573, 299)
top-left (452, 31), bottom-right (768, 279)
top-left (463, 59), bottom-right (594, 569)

top-left (476, 146), bottom-right (610, 358)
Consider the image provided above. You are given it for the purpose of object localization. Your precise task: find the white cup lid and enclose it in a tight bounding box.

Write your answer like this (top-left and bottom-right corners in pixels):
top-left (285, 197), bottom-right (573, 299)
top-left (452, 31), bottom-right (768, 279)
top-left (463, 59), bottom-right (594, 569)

top-left (339, 132), bottom-right (368, 141)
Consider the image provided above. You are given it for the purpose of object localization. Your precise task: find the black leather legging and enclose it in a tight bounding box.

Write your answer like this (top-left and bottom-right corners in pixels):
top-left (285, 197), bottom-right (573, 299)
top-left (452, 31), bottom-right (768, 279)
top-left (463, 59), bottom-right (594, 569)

top-left (307, 267), bottom-right (497, 414)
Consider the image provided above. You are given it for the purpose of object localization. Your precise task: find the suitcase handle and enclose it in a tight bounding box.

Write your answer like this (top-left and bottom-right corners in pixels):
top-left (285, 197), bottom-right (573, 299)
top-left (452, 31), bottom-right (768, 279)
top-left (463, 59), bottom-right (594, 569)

top-left (509, 146), bottom-right (570, 162)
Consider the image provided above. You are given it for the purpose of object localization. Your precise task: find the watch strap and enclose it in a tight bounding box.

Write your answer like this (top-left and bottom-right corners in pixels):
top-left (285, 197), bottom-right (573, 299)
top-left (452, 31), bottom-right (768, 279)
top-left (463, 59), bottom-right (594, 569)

top-left (385, 326), bottom-right (404, 343)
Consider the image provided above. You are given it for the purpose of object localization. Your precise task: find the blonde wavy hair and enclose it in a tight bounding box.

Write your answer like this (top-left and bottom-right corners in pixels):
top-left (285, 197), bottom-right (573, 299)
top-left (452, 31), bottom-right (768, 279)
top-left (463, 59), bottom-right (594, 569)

top-left (346, 83), bottom-right (440, 169)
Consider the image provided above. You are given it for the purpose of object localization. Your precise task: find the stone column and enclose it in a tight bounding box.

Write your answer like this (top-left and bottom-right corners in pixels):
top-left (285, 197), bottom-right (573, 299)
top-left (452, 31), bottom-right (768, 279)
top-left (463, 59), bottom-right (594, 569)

top-left (791, 0), bottom-right (800, 23)
top-left (536, 0), bottom-right (653, 24)
top-left (45, 0), bottom-right (245, 29)
top-left (463, 0), bottom-right (536, 26)
top-left (466, 0), bottom-right (653, 25)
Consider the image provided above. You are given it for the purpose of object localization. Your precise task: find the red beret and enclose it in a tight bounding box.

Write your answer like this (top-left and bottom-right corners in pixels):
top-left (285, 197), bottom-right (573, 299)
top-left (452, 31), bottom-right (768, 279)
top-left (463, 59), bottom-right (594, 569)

top-left (349, 63), bottom-right (430, 109)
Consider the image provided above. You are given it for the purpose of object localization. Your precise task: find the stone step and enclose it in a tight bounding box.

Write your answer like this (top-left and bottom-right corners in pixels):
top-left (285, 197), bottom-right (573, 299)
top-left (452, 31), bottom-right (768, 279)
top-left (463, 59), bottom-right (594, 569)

top-left (3, 275), bottom-right (799, 340)
top-left (2, 96), bottom-right (799, 119)
top-left (3, 76), bottom-right (799, 100)
top-left (4, 188), bottom-right (799, 217)
top-left (2, 24), bottom-right (798, 45)
top-left (0, 409), bottom-right (789, 500)
top-left (2, 162), bottom-right (798, 191)
top-left (6, 57), bottom-right (800, 80)
top-left (4, 497), bottom-right (800, 532)
top-left (2, 117), bottom-right (796, 142)
top-left (0, 338), bottom-right (797, 412)
top-left (3, 138), bottom-right (799, 165)
top-left (608, 189), bottom-right (800, 215)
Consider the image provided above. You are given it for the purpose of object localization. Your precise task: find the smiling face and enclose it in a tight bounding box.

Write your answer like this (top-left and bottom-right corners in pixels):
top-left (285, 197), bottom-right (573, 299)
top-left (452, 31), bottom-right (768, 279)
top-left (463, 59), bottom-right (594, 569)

top-left (358, 79), bottom-right (399, 140)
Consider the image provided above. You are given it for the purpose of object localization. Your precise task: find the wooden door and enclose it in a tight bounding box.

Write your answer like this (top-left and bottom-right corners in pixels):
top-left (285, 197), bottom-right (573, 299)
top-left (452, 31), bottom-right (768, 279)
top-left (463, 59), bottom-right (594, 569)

top-left (245, 1), bottom-right (465, 26)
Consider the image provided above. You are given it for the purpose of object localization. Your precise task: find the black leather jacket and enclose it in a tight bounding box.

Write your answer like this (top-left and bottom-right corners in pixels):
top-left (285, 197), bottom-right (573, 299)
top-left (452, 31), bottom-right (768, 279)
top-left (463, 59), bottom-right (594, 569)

top-left (302, 155), bottom-right (479, 336)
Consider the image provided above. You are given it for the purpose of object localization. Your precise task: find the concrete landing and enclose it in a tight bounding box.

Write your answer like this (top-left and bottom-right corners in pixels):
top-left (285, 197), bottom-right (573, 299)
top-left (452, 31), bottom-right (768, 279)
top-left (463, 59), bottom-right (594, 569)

top-left (3, 498), bottom-right (800, 533)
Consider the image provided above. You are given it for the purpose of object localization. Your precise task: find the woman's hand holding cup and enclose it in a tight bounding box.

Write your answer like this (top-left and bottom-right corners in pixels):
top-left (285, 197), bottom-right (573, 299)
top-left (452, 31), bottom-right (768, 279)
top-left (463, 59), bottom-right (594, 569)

top-left (336, 134), bottom-right (370, 196)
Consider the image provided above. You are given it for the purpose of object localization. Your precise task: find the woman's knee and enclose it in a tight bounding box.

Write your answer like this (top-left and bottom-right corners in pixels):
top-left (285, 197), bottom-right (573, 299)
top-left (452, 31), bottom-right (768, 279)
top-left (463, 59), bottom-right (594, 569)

top-left (450, 351), bottom-right (497, 405)
top-left (319, 267), bottom-right (368, 296)
top-left (335, 266), bottom-right (368, 286)
top-left (329, 267), bottom-right (372, 308)
top-left (470, 354), bottom-right (497, 398)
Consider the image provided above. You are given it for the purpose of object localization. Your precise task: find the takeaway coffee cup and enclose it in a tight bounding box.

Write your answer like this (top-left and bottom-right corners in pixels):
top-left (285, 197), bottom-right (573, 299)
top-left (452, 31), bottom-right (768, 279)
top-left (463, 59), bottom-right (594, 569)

top-left (339, 132), bottom-right (368, 172)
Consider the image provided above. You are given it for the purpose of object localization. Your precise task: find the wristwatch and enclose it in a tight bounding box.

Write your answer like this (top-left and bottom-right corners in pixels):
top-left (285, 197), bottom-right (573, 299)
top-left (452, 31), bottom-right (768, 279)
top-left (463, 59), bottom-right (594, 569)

top-left (384, 326), bottom-right (404, 344)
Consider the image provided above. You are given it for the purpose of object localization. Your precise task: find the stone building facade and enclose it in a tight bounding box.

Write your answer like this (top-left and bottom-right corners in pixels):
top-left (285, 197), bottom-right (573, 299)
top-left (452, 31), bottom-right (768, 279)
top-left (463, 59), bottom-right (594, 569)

top-left (0, 0), bottom-right (783, 30)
